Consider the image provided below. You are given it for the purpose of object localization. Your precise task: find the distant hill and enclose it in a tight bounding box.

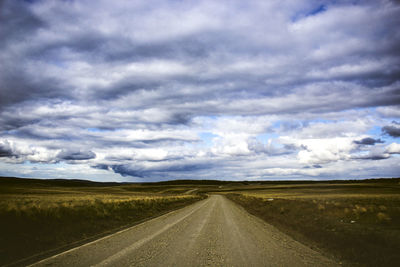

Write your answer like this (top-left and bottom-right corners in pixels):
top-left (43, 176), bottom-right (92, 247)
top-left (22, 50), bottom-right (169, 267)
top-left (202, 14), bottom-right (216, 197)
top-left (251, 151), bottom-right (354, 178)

top-left (0, 176), bottom-right (122, 188)
top-left (0, 176), bottom-right (398, 188)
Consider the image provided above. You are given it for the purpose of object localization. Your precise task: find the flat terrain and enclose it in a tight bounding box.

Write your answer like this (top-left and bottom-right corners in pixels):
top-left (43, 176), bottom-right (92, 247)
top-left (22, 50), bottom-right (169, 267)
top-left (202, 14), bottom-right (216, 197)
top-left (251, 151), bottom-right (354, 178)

top-left (31, 195), bottom-right (338, 267)
top-left (0, 177), bottom-right (204, 266)
top-left (1, 177), bottom-right (399, 266)
top-left (224, 180), bottom-right (400, 266)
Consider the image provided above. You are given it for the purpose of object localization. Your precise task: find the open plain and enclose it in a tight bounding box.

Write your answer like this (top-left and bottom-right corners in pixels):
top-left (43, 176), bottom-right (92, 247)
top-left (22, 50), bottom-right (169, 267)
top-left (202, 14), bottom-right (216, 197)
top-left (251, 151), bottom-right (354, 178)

top-left (1, 177), bottom-right (399, 266)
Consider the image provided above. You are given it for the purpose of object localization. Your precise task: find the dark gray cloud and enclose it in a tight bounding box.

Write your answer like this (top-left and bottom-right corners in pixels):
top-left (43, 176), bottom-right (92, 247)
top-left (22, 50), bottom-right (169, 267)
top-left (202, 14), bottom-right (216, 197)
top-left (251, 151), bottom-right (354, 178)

top-left (57, 150), bottom-right (96, 161)
top-left (382, 124), bottom-right (400, 138)
top-left (353, 154), bottom-right (390, 161)
top-left (97, 161), bottom-right (212, 179)
top-left (0, 71), bottom-right (70, 109)
top-left (354, 137), bottom-right (384, 145)
top-left (302, 164), bottom-right (323, 169)
top-left (0, 2), bottom-right (73, 109)
top-left (109, 165), bottom-right (146, 178)
top-left (0, 141), bottom-right (14, 158)
top-left (0, 1), bottom-right (45, 46)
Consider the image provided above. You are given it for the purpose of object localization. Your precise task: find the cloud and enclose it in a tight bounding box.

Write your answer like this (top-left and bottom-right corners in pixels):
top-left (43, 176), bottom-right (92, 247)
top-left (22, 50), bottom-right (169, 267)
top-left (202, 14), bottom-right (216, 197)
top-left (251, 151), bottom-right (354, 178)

top-left (57, 150), bottom-right (96, 161)
top-left (247, 138), bottom-right (297, 156)
top-left (352, 153), bottom-right (390, 161)
top-left (377, 107), bottom-right (400, 118)
top-left (100, 161), bottom-right (212, 179)
top-left (351, 142), bottom-right (400, 161)
top-left (386, 143), bottom-right (400, 154)
top-left (108, 165), bottom-right (146, 178)
top-left (382, 124), bottom-right (400, 137)
top-left (0, 140), bottom-right (14, 158)
top-left (354, 137), bottom-right (384, 145)
top-left (0, 0), bottom-right (399, 181)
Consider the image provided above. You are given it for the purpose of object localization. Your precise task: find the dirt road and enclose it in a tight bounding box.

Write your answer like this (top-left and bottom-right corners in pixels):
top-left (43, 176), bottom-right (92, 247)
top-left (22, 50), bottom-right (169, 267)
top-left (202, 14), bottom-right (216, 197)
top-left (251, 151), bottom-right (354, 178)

top-left (30, 195), bottom-right (338, 266)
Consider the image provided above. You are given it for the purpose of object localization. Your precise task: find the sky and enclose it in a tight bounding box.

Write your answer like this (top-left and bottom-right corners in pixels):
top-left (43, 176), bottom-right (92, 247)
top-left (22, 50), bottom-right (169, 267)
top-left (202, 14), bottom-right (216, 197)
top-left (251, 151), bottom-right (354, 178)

top-left (0, 0), bottom-right (400, 182)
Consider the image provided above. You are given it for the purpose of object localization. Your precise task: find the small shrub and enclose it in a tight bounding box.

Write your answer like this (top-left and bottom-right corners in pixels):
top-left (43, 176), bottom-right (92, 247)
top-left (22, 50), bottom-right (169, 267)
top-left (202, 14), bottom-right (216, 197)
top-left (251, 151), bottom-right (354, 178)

top-left (376, 212), bottom-right (391, 222)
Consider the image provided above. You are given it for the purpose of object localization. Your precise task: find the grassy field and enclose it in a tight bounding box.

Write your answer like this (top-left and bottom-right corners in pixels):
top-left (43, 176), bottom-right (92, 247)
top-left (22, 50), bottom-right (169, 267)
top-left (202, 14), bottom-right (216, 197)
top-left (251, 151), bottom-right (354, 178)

top-left (0, 177), bottom-right (206, 266)
top-left (224, 179), bottom-right (400, 267)
top-left (1, 177), bottom-right (399, 266)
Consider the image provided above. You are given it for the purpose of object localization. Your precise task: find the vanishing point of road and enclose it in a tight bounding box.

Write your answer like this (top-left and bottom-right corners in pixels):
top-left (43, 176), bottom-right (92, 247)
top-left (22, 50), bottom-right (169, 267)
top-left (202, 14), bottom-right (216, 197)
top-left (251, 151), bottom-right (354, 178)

top-left (30, 195), bottom-right (338, 267)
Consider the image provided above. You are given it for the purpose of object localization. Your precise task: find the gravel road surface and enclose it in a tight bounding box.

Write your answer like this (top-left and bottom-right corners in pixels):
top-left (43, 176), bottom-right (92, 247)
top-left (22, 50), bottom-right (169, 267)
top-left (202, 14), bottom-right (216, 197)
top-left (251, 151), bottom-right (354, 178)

top-left (30, 195), bottom-right (338, 267)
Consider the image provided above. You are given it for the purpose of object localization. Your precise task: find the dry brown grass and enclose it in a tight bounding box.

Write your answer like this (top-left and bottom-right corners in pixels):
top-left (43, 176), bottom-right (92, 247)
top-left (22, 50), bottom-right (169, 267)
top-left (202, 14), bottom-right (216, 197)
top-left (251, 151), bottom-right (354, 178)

top-left (225, 182), bottom-right (400, 267)
top-left (0, 179), bottom-right (205, 266)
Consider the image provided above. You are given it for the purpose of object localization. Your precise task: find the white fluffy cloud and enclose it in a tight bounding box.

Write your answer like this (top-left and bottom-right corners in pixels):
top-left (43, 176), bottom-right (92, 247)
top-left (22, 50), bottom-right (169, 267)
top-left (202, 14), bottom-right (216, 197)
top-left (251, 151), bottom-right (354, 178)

top-left (386, 143), bottom-right (400, 154)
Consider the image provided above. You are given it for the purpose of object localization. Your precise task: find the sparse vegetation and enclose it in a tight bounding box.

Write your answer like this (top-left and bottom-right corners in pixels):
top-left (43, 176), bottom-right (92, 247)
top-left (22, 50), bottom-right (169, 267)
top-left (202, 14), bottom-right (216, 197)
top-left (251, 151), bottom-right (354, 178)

top-left (225, 180), bottom-right (400, 267)
top-left (1, 177), bottom-right (399, 266)
top-left (0, 177), bottom-right (205, 266)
